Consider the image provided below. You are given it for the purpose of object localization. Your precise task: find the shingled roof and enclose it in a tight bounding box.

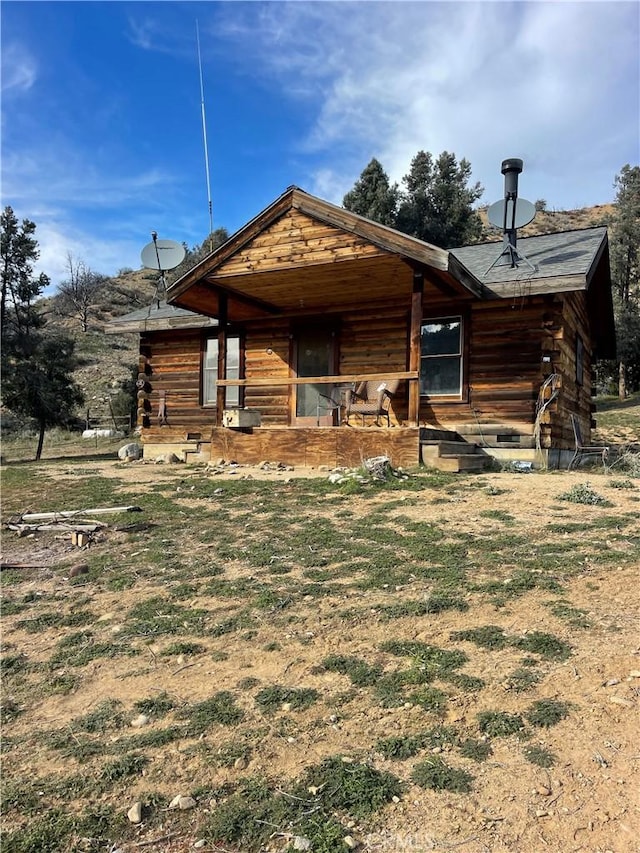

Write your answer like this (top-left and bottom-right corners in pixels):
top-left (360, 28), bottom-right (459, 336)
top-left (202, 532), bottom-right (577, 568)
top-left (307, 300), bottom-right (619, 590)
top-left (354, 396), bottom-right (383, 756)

top-left (106, 301), bottom-right (216, 334)
top-left (450, 227), bottom-right (608, 297)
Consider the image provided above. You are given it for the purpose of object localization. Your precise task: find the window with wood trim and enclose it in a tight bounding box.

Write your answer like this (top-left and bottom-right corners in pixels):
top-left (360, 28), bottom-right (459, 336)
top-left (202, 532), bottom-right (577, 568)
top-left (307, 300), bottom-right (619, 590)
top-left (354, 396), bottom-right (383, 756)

top-left (420, 316), bottom-right (463, 397)
top-left (202, 336), bottom-right (240, 407)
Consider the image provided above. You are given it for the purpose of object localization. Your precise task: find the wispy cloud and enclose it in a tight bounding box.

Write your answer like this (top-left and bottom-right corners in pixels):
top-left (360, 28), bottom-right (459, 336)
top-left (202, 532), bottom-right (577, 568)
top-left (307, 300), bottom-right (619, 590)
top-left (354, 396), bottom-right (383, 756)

top-left (1, 42), bottom-right (37, 93)
top-left (3, 142), bottom-right (182, 287)
top-left (214, 1), bottom-right (639, 208)
top-left (3, 148), bottom-right (176, 209)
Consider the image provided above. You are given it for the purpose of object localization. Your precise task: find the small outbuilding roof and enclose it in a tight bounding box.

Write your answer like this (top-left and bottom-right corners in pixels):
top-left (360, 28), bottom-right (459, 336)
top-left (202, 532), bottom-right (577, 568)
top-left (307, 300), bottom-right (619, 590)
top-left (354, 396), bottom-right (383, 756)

top-left (106, 301), bottom-right (216, 334)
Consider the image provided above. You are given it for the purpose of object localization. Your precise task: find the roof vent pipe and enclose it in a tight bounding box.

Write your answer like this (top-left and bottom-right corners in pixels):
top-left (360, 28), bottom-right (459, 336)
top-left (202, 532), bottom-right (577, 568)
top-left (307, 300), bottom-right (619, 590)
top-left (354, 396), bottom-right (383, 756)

top-left (483, 157), bottom-right (538, 276)
top-left (502, 158), bottom-right (523, 198)
top-left (502, 158), bottom-right (524, 251)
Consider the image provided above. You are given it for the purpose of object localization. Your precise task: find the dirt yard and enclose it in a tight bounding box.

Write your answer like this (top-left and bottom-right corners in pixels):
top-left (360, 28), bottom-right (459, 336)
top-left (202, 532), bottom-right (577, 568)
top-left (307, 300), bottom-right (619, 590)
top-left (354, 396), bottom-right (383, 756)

top-left (1, 459), bottom-right (639, 853)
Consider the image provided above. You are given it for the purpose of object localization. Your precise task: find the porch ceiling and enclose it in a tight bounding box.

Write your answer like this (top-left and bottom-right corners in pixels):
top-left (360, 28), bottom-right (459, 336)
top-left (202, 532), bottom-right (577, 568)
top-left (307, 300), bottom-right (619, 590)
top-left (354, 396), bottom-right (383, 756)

top-left (171, 254), bottom-right (474, 323)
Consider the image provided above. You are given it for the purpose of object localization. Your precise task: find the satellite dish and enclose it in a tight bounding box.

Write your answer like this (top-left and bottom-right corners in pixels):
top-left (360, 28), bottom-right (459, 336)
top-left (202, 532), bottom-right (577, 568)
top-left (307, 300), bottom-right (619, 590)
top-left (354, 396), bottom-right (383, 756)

top-left (140, 237), bottom-right (185, 272)
top-left (487, 198), bottom-right (536, 230)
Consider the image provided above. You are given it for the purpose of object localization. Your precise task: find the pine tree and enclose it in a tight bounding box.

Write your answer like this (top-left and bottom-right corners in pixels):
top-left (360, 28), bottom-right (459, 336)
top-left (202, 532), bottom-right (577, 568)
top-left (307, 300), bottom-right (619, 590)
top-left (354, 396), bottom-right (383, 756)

top-left (610, 165), bottom-right (640, 398)
top-left (396, 150), bottom-right (483, 248)
top-left (1, 206), bottom-right (84, 459)
top-left (342, 158), bottom-right (399, 226)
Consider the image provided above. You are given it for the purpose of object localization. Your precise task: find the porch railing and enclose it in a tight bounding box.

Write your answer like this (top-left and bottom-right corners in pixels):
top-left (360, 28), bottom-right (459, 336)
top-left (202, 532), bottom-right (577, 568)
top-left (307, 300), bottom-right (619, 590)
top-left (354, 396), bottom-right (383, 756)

top-left (215, 370), bottom-right (418, 387)
top-left (215, 370), bottom-right (421, 424)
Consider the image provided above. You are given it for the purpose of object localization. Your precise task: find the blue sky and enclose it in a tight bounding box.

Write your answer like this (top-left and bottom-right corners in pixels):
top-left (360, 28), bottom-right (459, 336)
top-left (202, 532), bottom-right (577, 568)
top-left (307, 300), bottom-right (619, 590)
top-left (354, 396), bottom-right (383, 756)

top-left (2, 1), bottom-right (639, 288)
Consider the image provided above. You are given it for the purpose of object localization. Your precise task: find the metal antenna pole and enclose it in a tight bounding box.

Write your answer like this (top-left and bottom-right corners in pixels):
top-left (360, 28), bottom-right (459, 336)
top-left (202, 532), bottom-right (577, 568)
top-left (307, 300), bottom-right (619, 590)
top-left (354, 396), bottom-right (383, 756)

top-left (196, 20), bottom-right (214, 253)
top-left (151, 231), bottom-right (165, 308)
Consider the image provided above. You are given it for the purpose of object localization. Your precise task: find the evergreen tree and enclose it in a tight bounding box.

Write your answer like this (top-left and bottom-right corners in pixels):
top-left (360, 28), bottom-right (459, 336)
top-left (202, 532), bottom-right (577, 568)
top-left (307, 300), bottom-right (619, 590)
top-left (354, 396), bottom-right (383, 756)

top-left (396, 150), bottom-right (483, 247)
top-left (1, 206), bottom-right (48, 338)
top-left (1, 206), bottom-right (84, 459)
top-left (342, 158), bottom-right (399, 226)
top-left (610, 165), bottom-right (640, 398)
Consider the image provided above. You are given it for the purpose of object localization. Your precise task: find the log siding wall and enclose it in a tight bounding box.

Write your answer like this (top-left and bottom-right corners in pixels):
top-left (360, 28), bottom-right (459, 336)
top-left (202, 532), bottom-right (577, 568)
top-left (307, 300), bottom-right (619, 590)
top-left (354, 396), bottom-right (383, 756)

top-left (139, 292), bottom-right (595, 452)
top-left (418, 296), bottom-right (548, 434)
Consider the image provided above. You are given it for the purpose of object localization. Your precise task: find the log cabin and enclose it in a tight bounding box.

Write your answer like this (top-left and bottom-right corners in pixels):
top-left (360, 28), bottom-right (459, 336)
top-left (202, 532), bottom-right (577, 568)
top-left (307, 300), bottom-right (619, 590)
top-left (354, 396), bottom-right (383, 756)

top-left (108, 186), bottom-right (615, 471)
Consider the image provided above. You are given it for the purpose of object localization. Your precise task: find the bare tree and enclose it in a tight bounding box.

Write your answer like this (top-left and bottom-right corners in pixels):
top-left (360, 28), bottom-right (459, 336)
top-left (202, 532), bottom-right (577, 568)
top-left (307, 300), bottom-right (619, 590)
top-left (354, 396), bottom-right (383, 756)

top-left (56, 253), bottom-right (107, 332)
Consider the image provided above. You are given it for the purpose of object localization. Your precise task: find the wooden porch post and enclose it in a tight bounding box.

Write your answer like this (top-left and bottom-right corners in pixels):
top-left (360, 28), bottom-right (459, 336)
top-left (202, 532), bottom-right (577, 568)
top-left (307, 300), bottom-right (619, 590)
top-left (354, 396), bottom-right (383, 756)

top-left (408, 271), bottom-right (423, 425)
top-left (215, 294), bottom-right (228, 426)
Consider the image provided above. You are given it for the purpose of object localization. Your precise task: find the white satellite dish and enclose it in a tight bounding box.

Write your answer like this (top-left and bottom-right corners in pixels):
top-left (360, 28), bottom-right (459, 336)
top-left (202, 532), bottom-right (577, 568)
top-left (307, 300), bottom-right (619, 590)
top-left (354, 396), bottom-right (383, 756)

top-left (140, 236), bottom-right (185, 272)
top-left (487, 197), bottom-right (536, 230)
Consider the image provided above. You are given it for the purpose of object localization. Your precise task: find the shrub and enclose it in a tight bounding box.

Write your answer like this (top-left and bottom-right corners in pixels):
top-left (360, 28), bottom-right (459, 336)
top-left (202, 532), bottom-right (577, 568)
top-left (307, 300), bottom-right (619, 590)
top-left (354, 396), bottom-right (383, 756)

top-left (477, 711), bottom-right (525, 737)
top-left (523, 744), bottom-right (557, 767)
top-left (525, 699), bottom-right (570, 728)
top-left (411, 756), bottom-right (473, 793)
top-left (558, 482), bottom-right (611, 506)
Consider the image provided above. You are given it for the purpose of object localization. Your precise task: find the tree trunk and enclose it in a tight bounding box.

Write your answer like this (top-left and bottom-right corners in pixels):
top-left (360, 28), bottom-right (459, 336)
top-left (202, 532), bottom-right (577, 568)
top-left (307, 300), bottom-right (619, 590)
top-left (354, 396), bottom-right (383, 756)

top-left (35, 421), bottom-right (46, 461)
top-left (618, 361), bottom-right (627, 401)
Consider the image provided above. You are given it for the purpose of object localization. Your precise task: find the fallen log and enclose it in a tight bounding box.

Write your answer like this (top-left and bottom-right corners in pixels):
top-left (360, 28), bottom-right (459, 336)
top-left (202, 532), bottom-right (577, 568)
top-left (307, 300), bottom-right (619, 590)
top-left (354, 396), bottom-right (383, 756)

top-left (20, 506), bottom-right (142, 522)
top-left (8, 522), bottom-right (103, 534)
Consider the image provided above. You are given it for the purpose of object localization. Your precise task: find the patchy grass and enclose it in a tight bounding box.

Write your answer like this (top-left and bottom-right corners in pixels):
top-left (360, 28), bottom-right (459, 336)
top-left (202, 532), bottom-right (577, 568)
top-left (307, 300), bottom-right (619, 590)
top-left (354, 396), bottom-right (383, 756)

top-left (525, 698), bottom-right (570, 728)
top-left (512, 632), bottom-right (572, 661)
top-left (177, 692), bottom-right (245, 732)
top-left (477, 711), bottom-right (526, 738)
top-left (545, 599), bottom-right (591, 629)
top-left (2, 455), bottom-right (639, 851)
top-left (321, 654), bottom-right (383, 686)
top-left (254, 685), bottom-right (319, 714)
top-left (459, 738), bottom-right (493, 762)
top-left (202, 758), bottom-right (403, 851)
top-left (451, 626), bottom-right (571, 662)
top-left (411, 756), bottom-right (474, 793)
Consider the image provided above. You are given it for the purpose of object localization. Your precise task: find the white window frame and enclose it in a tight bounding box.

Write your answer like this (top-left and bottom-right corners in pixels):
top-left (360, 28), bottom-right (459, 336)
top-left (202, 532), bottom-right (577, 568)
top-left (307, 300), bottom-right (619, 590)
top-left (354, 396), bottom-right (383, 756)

top-left (420, 315), bottom-right (463, 398)
top-left (202, 336), bottom-right (240, 408)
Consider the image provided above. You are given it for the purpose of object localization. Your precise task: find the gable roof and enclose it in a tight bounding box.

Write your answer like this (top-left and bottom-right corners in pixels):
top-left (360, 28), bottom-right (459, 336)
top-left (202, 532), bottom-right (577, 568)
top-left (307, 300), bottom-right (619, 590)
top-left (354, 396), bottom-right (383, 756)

top-left (160, 185), bottom-right (614, 357)
top-left (166, 186), bottom-right (486, 320)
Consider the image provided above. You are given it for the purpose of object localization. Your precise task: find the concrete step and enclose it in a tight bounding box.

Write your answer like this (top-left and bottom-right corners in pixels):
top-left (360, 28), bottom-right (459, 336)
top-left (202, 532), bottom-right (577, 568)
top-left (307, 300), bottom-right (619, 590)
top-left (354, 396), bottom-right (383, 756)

top-left (426, 454), bottom-right (487, 473)
top-left (421, 440), bottom-right (480, 458)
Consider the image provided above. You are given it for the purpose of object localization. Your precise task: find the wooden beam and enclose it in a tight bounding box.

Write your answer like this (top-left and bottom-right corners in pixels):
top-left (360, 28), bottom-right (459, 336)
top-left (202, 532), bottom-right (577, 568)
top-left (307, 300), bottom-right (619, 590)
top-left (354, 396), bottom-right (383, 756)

top-left (202, 277), bottom-right (281, 315)
top-left (216, 370), bottom-right (418, 387)
top-left (408, 271), bottom-right (423, 424)
top-left (215, 295), bottom-right (227, 425)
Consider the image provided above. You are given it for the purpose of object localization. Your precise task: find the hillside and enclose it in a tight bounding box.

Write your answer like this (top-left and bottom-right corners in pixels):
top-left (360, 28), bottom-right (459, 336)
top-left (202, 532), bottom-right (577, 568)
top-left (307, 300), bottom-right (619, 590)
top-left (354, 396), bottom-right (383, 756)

top-left (478, 202), bottom-right (614, 241)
